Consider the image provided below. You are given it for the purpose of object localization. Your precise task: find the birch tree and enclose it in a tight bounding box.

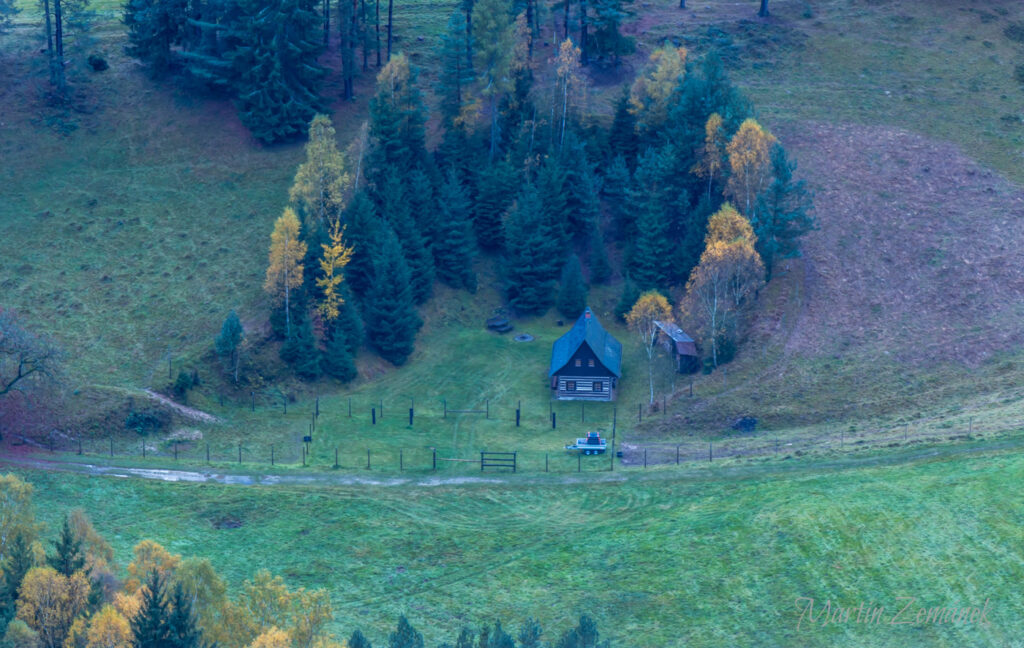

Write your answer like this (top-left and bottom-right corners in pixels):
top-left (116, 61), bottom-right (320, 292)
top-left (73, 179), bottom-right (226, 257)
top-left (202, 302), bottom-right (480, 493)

top-left (626, 291), bottom-right (671, 404)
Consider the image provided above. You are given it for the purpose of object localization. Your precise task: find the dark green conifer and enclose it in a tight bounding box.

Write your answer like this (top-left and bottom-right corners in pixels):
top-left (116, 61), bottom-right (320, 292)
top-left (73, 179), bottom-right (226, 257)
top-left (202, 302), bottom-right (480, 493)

top-left (433, 170), bottom-right (478, 292)
top-left (47, 515), bottom-right (85, 577)
top-left (123, 0), bottom-right (187, 76)
top-left (472, 159), bottom-right (516, 250)
top-left (367, 54), bottom-right (428, 183)
top-left (229, 0), bottom-right (325, 143)
top-left (754, 142), bottom-right (815, 278)
top-left (214, 309), bottom-right (244, 383)
top-left (333, 284), bottom-right (364, 354)
top-left (606, 90), bottom-right (637, 165)
top-left (517, 619), bottom-right (542, 648)
top-left (614, 278), bottom-right (640, 321)
top-left (587, 228), bottom-right (612, 284)
top-left (602, 154), bottom-right (631, 239)
top-left (349, 629), bottom-right (373, 648)
top-left (436, 10), bottom-right (475, 125)
top-left (280, 313), bottom-right (322, 380)
top-left (364, 228), bottom-right (423, 365)
top-left (380, 170), bottom-right (435, 304)
top-left (627, 147), bottom-right (675, 290)
top-left (388, 616), bottom-right (424, 648)
top-left (0, 532), bottom-right (34, 625)
top-left (340, 191), bottom-right (382, 298)
top-left (131, 570), bottom-right (173, 648)
top-left (167, 582), bottom-right (205, 648)
top-left (322, 325), bottom-right (357, 382)
top-left (557, 254), bottom-right (588, 319)
top-left (537, 155), bottom-right (570, 251)
top-left (503, 185), bottom-right (558, 315)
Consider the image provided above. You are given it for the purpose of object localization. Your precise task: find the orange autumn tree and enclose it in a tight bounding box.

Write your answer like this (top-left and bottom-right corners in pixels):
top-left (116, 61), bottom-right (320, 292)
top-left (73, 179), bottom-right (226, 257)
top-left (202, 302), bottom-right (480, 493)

top-left (85, 605), bottom-right (132, 648)
top-left (725, 118), bottom-right (776, 221)
top-left (264, 209), bottom-right (308, 338)
top-left (16, 566), bottom-right (90, 648)
top-left (554, 38), bottom-right (586, 150)
top-left (316, 218), bottom-right (353, 324)
top-left (693, 113), bottom-right (727, 202)
top-left (682, 204), bottom-right (765, 368)
top-left (626, 291), bottom-right (673, 404)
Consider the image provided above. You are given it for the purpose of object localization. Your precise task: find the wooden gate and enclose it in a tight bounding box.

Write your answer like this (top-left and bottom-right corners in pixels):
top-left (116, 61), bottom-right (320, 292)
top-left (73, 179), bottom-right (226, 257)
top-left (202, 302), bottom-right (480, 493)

top-left (480, 451), bottom-right (517, 472)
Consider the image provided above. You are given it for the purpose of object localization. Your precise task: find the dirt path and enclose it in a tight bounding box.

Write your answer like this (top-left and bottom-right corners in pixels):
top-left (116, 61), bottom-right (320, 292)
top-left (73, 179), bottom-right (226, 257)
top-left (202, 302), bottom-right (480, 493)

top-left (142, 389), bottom-right (220, 423)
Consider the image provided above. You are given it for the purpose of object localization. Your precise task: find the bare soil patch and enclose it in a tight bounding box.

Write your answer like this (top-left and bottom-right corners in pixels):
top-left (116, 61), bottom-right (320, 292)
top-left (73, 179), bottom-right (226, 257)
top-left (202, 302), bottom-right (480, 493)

top-left (773, 120), bottom-right (1024, 366)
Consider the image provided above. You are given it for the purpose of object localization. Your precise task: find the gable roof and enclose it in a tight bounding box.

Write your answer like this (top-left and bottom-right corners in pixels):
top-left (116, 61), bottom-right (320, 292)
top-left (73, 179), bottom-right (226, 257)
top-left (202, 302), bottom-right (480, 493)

top-left (549, 307), bottom-right (623, 377)
top-left (653, 320), bottom-right (693, 343)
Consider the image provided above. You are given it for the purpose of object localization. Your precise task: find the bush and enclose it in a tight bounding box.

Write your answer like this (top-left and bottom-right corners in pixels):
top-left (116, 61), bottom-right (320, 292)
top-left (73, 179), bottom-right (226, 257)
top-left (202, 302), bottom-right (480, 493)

top-left (173, 371), bottom-right (194, 401)
top-left (124, 410), bottom-right (168, 436)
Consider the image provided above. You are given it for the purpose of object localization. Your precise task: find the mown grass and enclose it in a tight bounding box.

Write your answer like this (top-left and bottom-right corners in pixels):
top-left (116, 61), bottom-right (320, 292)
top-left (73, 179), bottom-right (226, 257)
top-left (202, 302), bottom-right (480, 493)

top-left (13, 443), bottom-right (1024, 647)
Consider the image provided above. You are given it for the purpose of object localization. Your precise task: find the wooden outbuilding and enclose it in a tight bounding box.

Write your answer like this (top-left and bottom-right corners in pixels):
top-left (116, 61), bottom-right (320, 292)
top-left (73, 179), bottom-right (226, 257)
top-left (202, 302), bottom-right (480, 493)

top-left (653, 320), bottom-right (700, 373)
top-left (549, 308), bottom-right (622, 401)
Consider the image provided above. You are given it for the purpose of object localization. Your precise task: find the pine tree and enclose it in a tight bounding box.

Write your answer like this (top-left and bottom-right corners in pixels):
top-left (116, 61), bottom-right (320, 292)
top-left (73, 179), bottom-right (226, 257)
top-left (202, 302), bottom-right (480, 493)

top-left (606, 90), bottom-right (637, 165)
top-left (214, 310), bottom-right (244, 383)
top-left (614, 278), bottom-right (640, 321)
top-left (349, 629), bottom-right (373, 648)
top-left (566, 151), bottom-right (602, 242)
top-left (556, 254), bottom-right (588, 319)
top-left (380, 170), bottom-right (435, 304)
top-left (339, 191), bottom-right (381, 298)
top-left (537, 155), bottom-right (570, 252)
top-left (488, 622), bottom-right (514, 648)
top-left (587, 227), bottom-right (612, 284)
top-left (627, 147), bottom-right (675, 290)
top-left (364, 227), bottom-right (423, 365)
top-left (167, 583), bottom-right (205, 648)
top-left (504, 185), bottom-right (558, 315)
top-left (333, 284), bottom-right (364, 353)
top-left (589, 0), bottom-right (632, 62)
top-left (0, 532), bottom-right (33, 626)
top-left (388, 616), bottom-right (424, 648)
top-left (472, 159), bottom-right (515, 250)
top-left (0, 0), bottom-right (19, 32)
top-left (407, 167), bottom-right (439, 250)
top-left (754, 142), bottom-right (815, 278)
top-left (131, 571), bottom-right (172, 648)
top-left (433, 170), bottom-right (478, 292)
top-left (517, 619), bottom-right (542, 648)
top-left (367, 53), bottom-right (428, 184)
top-left (229, 0), bottom-right (325, 143)
top-left (473, 0), bottom-right (514, 160)
top-left (322, 326), bottom-right (357, 382)
top-left (47, 515), bottom-right (85, 577)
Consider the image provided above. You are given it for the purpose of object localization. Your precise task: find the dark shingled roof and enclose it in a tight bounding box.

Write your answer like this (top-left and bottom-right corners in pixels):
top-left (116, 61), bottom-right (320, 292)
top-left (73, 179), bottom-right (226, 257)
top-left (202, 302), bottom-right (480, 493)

top-left (549, 307), bottom-right (623, 377)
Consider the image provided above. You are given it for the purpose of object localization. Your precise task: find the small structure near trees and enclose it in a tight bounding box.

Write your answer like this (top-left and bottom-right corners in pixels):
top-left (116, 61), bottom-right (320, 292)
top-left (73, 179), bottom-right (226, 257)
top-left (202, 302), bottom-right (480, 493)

top-left (653, 320), bottom-right (700, 373)
top-left (549, 307), bottom-right (622, 401)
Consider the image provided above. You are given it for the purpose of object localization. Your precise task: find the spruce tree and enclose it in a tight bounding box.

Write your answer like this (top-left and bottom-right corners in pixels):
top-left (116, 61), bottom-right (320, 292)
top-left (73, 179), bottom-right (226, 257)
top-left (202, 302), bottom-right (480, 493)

top-left (0, 533), bottom-right (33, 626)
top-left (606, 90), bottom-right (637, 165)
top-left (517, 619), bottom-right (542, 648)
top-left (349, 629), bottom-right (372, 648)
top-left (340, 191), bottom-right (382, 298)
top-left (537, 155), bottom-right (570, 252)
top-left (754, 142), bottom-right (815, 278)
top-left (614, 278), bottom-right (640, 321)
top-left (602, 154), bottom-right (631, 239)
top-left (503, 185), bottom-right (558, 315)
top-left (436, 10), bottom-right (475, 125)
top-left (587, 227), bottom-right (612, 284)
top-left (380, 170), bottom-right (435, 304)
top-left (388, 616), bottom-right (424, 648)
top-left (47, 515), bottom-right (85, 577)
top-left (367, 53), bottom-right (428, 183)
top-left (627, 147), bottom-right (675, 290)
top-left (567, 155), bottom-right (602, 242)
top-left (131, 571), bottom-right (173, 648)
top-left (214, 309), bottom-right (244, 383)
top-left (123, 0), bottom-right (187, 76)
top-left (433, 170), bottom-right (478, 292)
top-left (556, 254), bottom-right (588, 319)
top-left (488, 622), bottom-right (514, 648)
top-left (407, 167), bottom-right (439, 250)
top-left (322, 326), bottom-right (357, 382)
top-left (364, 227), bottom-right (423, 365)
top-left (167, 583), bottom-right (205, 648)
top-left (333, 284), bottom-right (364, 354)
top-left (472, 159), bottom-right (515, 250)
top-left (229, 0), bottom-right (326, 143)
top-left (280, 313), bottom-right (322, 380)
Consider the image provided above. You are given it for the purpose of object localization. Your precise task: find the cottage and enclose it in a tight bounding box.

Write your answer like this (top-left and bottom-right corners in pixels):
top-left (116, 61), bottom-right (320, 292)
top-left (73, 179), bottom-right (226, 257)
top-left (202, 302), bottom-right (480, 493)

top-left (653, 320), bottom-right (700, 373)
top-left (549, 307), bottom-right (622, 401)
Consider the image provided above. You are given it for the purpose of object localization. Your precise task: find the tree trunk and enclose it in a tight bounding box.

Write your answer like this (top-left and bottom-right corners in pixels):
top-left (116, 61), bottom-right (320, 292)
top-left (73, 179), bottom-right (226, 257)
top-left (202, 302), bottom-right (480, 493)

top-left (579, 0), bottom-right (587, 65)
top-left (375, 0), bottom-right (381, 66)
top-left (647, 348), bottom-right (654, 405)
top-left (679, 0), bottom-right (685, 7)
top-left (361, 0), bottom-right (367, 70)
top-left (489, 92), bottom-right (498, 161)
top-left (324, 0), bottom-right (330, 44)
top-left (53, 0), bottom-right (65, 91)
top-left (563, 0), bottom-right (569, 41)
top-left (233, 350), bottom-right (239, 383)
top-left (465, 0), bottom-right (473, 72)
top-left (526, 0), bottom-right (533, 58)
top-left (758, 0), bottom-right (769, 17)
top-left (386, 0), bottom-right (392, 61)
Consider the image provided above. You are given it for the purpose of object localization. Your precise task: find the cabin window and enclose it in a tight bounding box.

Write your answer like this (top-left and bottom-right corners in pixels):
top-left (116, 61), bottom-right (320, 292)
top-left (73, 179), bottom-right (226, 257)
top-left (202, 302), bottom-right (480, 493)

top-left (594, 382), bottom-right (603, 392)
top-left (588, 359), bottom-right (595, 367)
top-left (575, 359), bottom-right (581, 367)
top-left (567, 381), bottom-right (576, 391)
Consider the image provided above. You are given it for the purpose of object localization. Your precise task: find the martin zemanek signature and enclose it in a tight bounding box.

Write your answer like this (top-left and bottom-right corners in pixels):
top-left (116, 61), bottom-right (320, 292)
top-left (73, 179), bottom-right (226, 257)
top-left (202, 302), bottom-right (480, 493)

top-left (795, 596), bottom-right (992, 630)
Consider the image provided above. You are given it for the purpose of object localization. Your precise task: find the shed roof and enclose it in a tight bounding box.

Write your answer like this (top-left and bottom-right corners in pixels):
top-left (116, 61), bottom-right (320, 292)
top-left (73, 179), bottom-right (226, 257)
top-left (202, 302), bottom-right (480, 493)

top-left (549, 308), bottom-right (622, 377)
top-left (653, 320), bottom-right (694, 343)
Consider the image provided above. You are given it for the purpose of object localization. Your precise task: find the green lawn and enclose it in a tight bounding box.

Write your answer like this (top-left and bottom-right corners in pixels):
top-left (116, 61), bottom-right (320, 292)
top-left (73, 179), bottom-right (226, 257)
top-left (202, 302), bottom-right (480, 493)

top-left (12, 442), bottom-right (1024, 647)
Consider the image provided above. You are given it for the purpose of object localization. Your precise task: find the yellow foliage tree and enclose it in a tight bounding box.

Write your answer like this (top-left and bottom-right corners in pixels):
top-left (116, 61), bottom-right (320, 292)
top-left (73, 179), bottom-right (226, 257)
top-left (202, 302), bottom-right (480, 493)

top-left (316, 220), bottom-right (353, 324)
top-left (111, 592), bottom-right (140, 624)
top-left (248, 627), bottom-right (292, 648)
top-left (288, 589), bottom-right (332, 648)
top-left (174, 557), bottom-right (229, 644)
top-left (289, 115), bottom-right (351, 231)
top-left (84, 606), bottom-right (131, 648)
top-left (15, 567), bottom-right (89, 648)
top-left (241, 570), bottom-right (293, 634)
top-left (725, 118), bottom-right (776, 220)
top-left (124, 540), bottom-right (181, 595)
top-left (68, 510), bottom-right (114, 582)
top-left (629, 43), bottom-right (686, 134)
top-left (682, 204), bottom-right (765, 368)
top-left (65, 615), bottom-right (88, 648)
top-left (264, 209), bottom-right (308, 338)
top-left (692, 113), bottom-right (726, 202)
top-left (626, 291), bottom-right (673, 404)
top-left (0, 473), bottom-right (38, 563)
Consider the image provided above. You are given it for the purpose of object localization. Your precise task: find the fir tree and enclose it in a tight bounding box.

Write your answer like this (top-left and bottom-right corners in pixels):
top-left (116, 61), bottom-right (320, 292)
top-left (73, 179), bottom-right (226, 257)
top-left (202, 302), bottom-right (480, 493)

top-left (47, 515), bottom-right (85, 577)
top-left (537, 155), bottom-right (570, 252)
top-left (333, 284), bottom-right (364, 353)
top-left (473, 159), bottom-right (516, 250)
top-left (614, 278), bottom-right (640, 321)
top-left (433, 170), bottom-right (478, 292)
top-left (566, 152), bottom-right (602, 242)
top-left (754, 142), bottom-right (815, 278)
top-left (453, 628), bottom-right (474, 648)
top-left (322, 326), bottom-right (357, 382)
top-left (229, 0), bottom-right (326, 143)
top-left (0, 532), bottom-right (33, 626)
top-left (606, 89), bottom-right (637, 165)
top-left (167, 582), bottom-right (205, 648)
top-left (367, 53), bottom-right (428, 184)
top-left (556, 254), bottom-right (588, 319)
top-left (627, 147), bottom-right (675, 290)
top-left (349, 629), bottom-right (372, 648)
top-left (488, 622), bottom-right (514, 648)
top-left (504, 185), bottom-right (558, 315)
top-left (436, 10), bottom-right (475, 125)
top-left (517, 619), bottom-right (542, 648)
top-left (388, 616), bottom-right (424, 648)
top-left (380, 170), bottom-right (435, 304)
top-left (587, 227), bottom-right (612, 284)
top-left (364, 227), bottom-right (423, 365)
top-left (588, 0), bottom-right (633, 62)
top-left (214, 309), bottom-right (244, 383)
top-left (280, 313), bottom-right (322, 380)
top-left (407, 167), bottom-right (439, 250)
top-left (131, 570), bottom-right (173, 648)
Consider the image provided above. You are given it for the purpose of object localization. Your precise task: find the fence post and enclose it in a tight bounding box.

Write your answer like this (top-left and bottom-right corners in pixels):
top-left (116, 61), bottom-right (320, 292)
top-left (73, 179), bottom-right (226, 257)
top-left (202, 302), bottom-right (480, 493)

top-left (380, 399), bottom-right (384, 418)
top-left (708, 442), bottom-right (712, 462)
top-left (271, 444), bottom-right (274, 466)
top-left (142, 440), bottom-right (145, 458)
top-left (545, 453), bottom-right (549, 473)
top-left (366, 449), bottom-right (370, 470)
top-left (516, 409), bottom-right (520, 427)
top-left (78, 438), bottom-right (82, 455)
top-left (372, 408), bottom-right (376, 425)
top-left (432, 449), bottom-right (436, 471)
top-left (513, 451), bottom-right (517, 473)
top-left (409, 407), bottom-right (414, 426)
top-left (578, 453), bottom-right (581, 473)
top-left (638, 403), bottom-right (642, 423)
top-left (400, 450), bottom-right (403, 472)
top-left (283, 398), bottom-right (287, 415)
top-left (302, 445), bottom-right (306, 467)
top-left (676, 445), bottom-right (680, 465)
top-left (610, 429), bottom-right (615, 472)
top-left (551, 412), bottom-right (556, 429)
top-left (335, 447), bottom-right (339, 468)
top-left (251, 391), bottom-right (255, 412)
top-left (480, 451), bottom-right (484, 472)
top-left (238, 443), bottom-right (242, 464)
top-left (643, 448), bottom-right (647, 468)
